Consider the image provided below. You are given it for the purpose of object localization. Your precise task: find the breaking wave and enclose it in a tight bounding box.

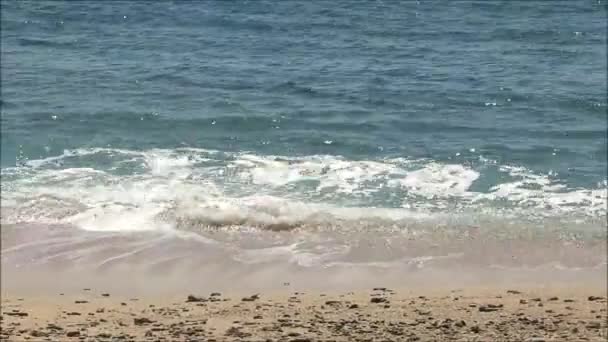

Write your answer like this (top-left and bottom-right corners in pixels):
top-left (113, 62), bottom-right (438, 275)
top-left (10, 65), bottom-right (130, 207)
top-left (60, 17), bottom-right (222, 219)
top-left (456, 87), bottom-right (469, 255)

top-left (1, 148), bottom-right (606, 234)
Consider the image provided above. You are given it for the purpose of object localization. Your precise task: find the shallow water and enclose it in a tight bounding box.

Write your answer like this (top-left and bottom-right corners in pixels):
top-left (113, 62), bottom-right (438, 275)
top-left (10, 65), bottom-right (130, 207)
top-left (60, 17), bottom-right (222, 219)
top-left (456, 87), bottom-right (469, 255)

top-left (1, 1), bottom-right (606, 288)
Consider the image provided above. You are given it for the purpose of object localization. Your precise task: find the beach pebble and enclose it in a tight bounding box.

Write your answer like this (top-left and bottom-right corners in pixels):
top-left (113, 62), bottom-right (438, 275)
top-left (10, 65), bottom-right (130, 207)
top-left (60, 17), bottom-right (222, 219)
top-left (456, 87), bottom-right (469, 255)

top-left (242, 294), bottom-right (260, 302)
top-left (30, 330), bottom-right (47, 337)
top-left (134, 317), bottom-right (154, 325)
top-left (186, 295), bottom-right (206, 303)
top-left (370, 297), bottom-right (387, 304)
top-left (479, 304), bottom-right (502, 312)
top-left (5, 312), bottom-right (27, 317)
top-left (46, 323), bottom-right (62, 331)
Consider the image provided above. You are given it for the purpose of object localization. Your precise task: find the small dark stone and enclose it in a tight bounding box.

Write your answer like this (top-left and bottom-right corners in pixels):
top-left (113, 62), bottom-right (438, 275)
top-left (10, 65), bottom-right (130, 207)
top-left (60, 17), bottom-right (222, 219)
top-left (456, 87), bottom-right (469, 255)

top-left (520, 299), bottom-right (528, 304)
top-left (134, 317), bottom-right (154, 325)
top-left (225, 326), bottom-right (252, 338)
top-left (349, 304), bottom-right (359, 309)
top-left (548, 297), bottom-right (559, 301)
top-left (97, 333), bottom-right (111, 338)
top-left (66, 331), bottom-right (80, 337)
top-left (74, 300), bottom-right (88, 304)
top-left (210, 292), bottom-right (221, 297)
top-left (479, 306), bottom-right (498, 312)
top-left (5, 312), bottom-right (28, 317)
top-left (30, 330), bottom-right (47, 337)
top-left (47, 323), bottom-right (63, 331)
top-left (101, 293), bottom-right (110, 297)
top-left (470, 325), bottom-right (481, 333)
top-left (563, 299), bottom-right (575, 303)
top-left (370, 297), bottom-right (387, 304)
top-left (388, 328), bottom-right (404, 336)
top-left (186, 295), bottom-right (207, 303)
top-left (242, 294), bottom-right (260, 302)
top-left (83, 288), bottom-right (91, 291)
top-left (588, 296), bottom-right (604, 301)
top-left (507, 290), bottom-right (521, 294)
top-left (254, 315), bottom-right (263, 319)
top-left (479, 304), bottom-right (502, 312)
top-left (455, 320), bottom-right (466, 328)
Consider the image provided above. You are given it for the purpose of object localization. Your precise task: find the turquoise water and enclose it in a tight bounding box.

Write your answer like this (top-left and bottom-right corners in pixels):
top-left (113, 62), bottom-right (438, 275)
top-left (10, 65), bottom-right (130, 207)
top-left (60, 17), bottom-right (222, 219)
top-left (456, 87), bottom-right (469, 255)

top-left (1, 1), bottom-right (606, 234)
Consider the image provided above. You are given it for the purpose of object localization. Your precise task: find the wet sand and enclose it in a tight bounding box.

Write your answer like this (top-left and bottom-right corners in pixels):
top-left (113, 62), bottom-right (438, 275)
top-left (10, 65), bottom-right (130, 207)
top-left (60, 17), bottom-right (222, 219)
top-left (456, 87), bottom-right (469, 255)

top-left (2, 286), bottom-right (607, 341)
top-left (2, 223), bottom-right (606, 341)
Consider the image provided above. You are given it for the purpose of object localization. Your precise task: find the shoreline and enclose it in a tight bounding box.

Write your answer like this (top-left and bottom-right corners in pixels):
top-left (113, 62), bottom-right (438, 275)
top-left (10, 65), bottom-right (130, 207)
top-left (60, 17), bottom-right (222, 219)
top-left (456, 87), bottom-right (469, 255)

top-left (2, 285), bottom-right (606, 341)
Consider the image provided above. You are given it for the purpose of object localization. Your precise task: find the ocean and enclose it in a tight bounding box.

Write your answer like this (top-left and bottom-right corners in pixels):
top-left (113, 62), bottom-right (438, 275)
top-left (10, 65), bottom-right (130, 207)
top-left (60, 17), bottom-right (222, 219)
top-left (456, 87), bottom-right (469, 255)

top-left (1, 1), bottom-right (606, 290)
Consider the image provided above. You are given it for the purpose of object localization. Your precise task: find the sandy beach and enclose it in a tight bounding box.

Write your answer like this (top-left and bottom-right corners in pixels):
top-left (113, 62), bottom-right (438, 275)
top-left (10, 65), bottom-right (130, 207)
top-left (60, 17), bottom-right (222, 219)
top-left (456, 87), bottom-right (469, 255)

top-left (2, 223), bottom-right (607, 341)
top-left (2, 285), bottom-right (606, 341)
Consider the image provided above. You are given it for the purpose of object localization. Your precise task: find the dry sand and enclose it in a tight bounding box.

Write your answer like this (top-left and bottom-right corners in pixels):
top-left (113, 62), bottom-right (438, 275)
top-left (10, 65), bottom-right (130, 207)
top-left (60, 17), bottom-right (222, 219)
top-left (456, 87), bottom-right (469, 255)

top-left (2, 286), bottom-right (606, 341)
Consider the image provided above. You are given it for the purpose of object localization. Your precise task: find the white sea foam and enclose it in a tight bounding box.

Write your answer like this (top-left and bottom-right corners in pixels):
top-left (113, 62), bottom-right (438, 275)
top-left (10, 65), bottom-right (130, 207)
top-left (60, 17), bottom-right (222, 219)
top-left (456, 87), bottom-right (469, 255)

top-left (389, 163), bottom-right (480, 198)
top-left (1, 148), bottom-right (605, 234)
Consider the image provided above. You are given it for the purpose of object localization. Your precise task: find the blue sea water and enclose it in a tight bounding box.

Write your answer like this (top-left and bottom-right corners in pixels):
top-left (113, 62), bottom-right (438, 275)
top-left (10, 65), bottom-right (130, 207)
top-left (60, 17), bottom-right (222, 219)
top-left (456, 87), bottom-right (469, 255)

top-left (1, 1), bottom-right (606, 236)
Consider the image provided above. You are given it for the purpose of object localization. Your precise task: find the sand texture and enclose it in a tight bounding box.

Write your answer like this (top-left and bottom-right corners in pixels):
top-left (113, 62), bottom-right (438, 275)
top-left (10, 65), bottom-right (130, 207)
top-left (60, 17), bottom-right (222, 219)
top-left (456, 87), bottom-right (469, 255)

top-left (2, 287), bottom-right (607, 341)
